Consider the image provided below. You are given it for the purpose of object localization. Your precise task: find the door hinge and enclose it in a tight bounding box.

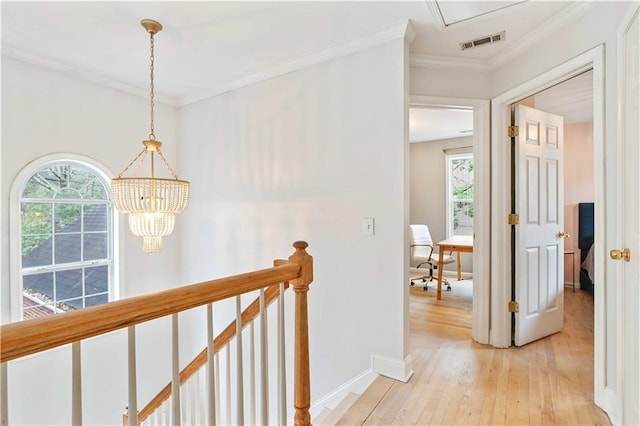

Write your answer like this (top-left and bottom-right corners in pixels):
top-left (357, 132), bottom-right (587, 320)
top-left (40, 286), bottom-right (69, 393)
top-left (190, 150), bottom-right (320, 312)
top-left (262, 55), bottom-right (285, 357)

top-left (508, 301), bottom-right (519, 313)
top-left (508, 213), bottom-right (519, 225)
top-left (508, 125), bottom-right (519, 137)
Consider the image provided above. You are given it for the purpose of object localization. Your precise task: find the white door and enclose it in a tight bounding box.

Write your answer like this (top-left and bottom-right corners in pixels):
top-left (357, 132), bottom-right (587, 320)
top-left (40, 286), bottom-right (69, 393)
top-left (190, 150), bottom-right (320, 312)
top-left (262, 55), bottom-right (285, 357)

top-left (514, 105), bottom-right (565, 346)
top-left (620, 8), bottom-right (640, 424)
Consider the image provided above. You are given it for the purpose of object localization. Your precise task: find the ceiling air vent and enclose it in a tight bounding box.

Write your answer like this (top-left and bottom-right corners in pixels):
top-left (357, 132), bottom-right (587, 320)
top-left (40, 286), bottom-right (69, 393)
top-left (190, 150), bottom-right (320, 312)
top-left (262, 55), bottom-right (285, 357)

top-left (460, 31), bottom-right (506, 50)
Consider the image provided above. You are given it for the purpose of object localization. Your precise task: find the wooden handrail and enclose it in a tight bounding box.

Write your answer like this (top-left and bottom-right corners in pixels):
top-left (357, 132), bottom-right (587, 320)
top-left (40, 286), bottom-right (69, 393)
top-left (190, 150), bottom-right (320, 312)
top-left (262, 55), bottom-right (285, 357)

top-left (135, 281), bottom-right (289, 423)
top-left (1, 264), bottom-right (300, 363)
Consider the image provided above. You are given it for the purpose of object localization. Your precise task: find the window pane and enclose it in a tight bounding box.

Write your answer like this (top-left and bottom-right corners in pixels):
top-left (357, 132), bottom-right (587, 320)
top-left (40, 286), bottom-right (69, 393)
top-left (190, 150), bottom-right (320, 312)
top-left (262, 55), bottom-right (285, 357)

top-left (451, 158), bottom-right (474, 200)
top-left (22, 173), bottom-right (56, 199)
top-left (68, 166), bottom-right (108, 200)
top-left (54, 234), bottom-right (81, 263)
top-left (23, 302), bottom-right (56, 320)
top-left (55, 187), bottom-right (82, 200)
top-left (83, 233), bottom-right (107, 261)
top-left (55, 269), bottom-right (83, 303)
top-left (23, 272), bottom-right (54, 300)
top-left (85, 293), bottom-right (108, 308)
top-left (21, 203), bottom-right (53, 236)
top-left (55, 204), bottom-right (82, 232)
top-left (83, 204), bottom-right (107, 232)
top-left (22, 236), bottom-right (53, 267)
top-left (452, 201), bottom-right (474, 236)
top-left (84, 265), bottom-right (108, 295)
top-left (63, 297), bottom-right (84, 310)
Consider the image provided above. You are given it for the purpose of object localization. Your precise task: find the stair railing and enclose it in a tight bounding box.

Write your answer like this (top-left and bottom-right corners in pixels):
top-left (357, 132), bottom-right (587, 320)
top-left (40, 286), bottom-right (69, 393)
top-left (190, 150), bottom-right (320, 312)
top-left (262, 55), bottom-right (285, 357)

top-left (0, 241), bottom-right (313, 426)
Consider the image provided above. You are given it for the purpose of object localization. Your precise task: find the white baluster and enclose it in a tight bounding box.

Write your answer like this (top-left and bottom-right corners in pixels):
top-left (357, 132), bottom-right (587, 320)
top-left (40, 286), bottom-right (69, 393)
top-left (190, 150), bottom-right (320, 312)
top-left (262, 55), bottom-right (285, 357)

top-left (236, 295), bottom-right (245, 425)
top-left (207, 303), bottom-right (216, 425)
top-left (1, 362), bottom-right (8, 425)
top-left (128, 326), bottom-right (138, 426)
top-left (172, 313), bottom-right (181, 425)
top-left (72, 341), bottom-right (82, 425)
top-left (277, 282), bottom-right (286, 425)
top-left (259, 289), bottom-right (268, 425)
top-left (215, 352), bottom-right (220, 425)
top-left (249, 321), bottom-right (256, 425)
top-left (226, 345), bottom-right (231, 425)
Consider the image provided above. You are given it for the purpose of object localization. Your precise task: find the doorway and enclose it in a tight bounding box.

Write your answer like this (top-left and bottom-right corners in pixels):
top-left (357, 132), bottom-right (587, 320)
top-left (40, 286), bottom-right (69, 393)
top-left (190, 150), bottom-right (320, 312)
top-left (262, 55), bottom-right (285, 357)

top-left (490, 45), bottom-right (610, 413)
top-left (408, 96), bottom-right (490, 344)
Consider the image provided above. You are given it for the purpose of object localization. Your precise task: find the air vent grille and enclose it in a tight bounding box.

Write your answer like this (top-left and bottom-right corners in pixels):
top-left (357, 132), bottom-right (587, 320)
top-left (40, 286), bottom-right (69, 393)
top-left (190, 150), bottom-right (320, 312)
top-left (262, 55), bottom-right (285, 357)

top-left (460, 31), bottom-right (506, 50)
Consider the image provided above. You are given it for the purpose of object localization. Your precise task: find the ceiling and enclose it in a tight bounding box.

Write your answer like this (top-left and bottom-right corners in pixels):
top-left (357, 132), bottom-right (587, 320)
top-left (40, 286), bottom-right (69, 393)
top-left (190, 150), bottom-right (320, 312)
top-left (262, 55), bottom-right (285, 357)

top-left (1, 1), bottom-right (593, 106)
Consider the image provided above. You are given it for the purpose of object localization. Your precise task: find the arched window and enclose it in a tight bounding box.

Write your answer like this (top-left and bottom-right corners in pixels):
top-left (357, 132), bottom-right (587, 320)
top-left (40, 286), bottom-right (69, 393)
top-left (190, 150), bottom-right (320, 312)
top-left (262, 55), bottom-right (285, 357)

top-left (11, 156), bottom-right (116, 321)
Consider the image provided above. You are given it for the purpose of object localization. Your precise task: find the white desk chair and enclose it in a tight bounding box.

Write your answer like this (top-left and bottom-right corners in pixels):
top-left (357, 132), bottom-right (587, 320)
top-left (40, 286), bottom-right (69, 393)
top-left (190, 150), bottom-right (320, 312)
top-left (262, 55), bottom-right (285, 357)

top-left (409, 224), bottom-right (456, 291)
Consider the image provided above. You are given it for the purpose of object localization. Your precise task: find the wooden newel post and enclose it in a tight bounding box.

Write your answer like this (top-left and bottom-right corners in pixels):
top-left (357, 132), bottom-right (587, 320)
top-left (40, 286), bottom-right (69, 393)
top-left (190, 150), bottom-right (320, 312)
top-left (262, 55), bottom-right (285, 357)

top-left (288, 241), bottom-right (313, 426)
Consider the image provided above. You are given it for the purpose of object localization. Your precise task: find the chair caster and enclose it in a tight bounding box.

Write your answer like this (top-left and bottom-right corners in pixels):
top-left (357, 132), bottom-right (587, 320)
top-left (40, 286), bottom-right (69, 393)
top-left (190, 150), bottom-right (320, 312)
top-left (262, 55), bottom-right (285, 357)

top-left (410, 281), bottom-right (415, 286)
top-left (446, 285), bottom-right (452, 291)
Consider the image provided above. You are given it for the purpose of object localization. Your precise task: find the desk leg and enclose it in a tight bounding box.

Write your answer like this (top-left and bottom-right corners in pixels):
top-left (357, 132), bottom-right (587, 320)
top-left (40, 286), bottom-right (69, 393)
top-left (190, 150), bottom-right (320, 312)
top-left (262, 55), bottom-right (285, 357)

top-left (437, 255), bottom-right (444, 300)
top-left (456, 251), bottom-right (462, 281)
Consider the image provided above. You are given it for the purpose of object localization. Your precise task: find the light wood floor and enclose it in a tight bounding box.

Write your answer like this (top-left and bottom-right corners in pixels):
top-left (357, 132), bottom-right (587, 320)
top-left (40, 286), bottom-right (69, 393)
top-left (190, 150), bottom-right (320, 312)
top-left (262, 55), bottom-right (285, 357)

top-left (338, 280), bottom-right (611, 425)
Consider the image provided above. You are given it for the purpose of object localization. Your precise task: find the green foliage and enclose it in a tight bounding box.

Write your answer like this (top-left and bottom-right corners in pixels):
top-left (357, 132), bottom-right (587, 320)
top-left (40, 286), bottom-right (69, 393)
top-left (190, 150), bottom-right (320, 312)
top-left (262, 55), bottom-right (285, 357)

top-left (21, 164), bottom-right (107, 256)
top-left (450, 157), bottom-right (474, 232)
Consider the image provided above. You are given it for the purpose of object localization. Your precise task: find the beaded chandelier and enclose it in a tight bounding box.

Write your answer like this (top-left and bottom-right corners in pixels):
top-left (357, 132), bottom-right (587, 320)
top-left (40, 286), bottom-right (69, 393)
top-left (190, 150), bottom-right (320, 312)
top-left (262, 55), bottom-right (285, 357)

top-left (111, 19), bottom-right (190, 253)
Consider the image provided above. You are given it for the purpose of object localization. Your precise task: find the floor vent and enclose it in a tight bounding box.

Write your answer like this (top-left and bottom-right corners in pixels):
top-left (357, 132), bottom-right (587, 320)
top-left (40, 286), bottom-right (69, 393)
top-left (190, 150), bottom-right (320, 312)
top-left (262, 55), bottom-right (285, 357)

top-left (460, 31), bottom-right (506, 50)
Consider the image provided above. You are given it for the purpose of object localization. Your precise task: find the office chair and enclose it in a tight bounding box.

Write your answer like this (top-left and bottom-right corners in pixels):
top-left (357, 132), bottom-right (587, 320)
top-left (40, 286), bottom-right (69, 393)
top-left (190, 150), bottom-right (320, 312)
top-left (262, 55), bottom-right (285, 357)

top-left (409, 224), bottom-right (456, 291)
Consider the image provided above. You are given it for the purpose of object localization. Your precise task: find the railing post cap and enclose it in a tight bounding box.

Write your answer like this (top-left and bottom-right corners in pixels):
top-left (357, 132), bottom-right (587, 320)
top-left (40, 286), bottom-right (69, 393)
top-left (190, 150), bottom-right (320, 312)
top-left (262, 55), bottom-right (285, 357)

top-left (293, 241), bottom-right (308, 250)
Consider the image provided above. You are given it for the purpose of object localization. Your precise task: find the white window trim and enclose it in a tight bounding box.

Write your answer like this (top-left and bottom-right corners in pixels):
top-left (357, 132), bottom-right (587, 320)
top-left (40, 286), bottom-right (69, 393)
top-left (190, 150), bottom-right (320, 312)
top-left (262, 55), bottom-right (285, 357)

top-left (445, 150), bottom-right (474, 238)
top-left (9, 153), bottom-right (120, 322)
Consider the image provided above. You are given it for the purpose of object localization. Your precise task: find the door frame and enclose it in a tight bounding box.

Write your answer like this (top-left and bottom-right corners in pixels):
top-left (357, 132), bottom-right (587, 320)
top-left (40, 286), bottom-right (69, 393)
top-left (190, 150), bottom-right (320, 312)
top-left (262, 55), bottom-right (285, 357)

top-left (409, 95), bottom-right (490, 344)
top-left (490, 45), bottom-right (609, 406)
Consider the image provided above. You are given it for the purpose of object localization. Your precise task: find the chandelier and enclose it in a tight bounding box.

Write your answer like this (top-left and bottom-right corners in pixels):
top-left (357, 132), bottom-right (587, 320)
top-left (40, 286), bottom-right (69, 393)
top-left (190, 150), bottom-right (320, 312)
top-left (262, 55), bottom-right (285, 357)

top-left (111, 19), bottom-right (190, 253)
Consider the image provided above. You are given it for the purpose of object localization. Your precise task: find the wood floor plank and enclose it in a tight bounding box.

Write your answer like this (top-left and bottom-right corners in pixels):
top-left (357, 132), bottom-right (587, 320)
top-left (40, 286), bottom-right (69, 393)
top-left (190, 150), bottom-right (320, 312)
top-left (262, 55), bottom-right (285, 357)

top-left (337, 281), bottom-right (611, 425)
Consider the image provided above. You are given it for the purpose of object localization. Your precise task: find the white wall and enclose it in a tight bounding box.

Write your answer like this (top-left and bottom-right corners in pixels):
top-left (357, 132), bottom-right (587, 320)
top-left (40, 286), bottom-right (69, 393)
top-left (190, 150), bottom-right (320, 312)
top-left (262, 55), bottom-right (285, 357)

top-left (1, 56), bottom-right (186, 424)
top-left (178, 38), bottom-right (408, 409)
top-left (410, 67), bottom-right (491, 99)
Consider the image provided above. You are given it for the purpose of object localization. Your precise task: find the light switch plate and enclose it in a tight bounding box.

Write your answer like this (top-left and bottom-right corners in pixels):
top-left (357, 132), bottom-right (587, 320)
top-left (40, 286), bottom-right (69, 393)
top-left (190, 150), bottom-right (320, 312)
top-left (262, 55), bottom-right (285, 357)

top-left (363, 217), bottom-right (375, 236)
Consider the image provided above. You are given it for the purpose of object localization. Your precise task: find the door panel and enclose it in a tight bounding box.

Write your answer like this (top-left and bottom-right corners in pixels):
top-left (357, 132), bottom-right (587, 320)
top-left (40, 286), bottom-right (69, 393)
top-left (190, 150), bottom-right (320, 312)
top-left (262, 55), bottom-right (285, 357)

top-left (515, 105), bottom-right (564, 346)
top-left (622, 7), bottom-right (639, 424)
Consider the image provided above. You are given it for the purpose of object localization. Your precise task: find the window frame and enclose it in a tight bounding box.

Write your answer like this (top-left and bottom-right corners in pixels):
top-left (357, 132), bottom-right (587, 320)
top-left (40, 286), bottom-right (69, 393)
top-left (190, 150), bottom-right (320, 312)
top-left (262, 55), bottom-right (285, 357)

top-left (10, 154), bottom-right (119, 322)
top-left (445, 151), bottom-right (474, 238)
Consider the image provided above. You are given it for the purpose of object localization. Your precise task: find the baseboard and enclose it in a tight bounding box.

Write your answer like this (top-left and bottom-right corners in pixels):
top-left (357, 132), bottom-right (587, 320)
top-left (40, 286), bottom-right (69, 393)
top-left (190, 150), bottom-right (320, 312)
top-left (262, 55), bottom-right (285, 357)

top-left (371, 353), bottom-right (414, 383)
top-left (308, 368), bottom-right (378, 418)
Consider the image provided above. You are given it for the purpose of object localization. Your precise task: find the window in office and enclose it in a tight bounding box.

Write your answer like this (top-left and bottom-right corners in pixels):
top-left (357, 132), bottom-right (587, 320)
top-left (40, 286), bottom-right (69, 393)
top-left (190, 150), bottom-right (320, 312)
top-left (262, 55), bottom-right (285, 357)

top-left (446, 153), bottom-right (474, 237)
top-left (17, 161), bottom-right (114, 320)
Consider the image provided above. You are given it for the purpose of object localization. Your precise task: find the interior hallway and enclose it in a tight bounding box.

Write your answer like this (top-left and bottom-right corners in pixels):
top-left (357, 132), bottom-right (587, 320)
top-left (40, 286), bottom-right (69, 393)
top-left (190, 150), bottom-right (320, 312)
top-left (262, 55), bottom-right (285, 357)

top-left (337, 280), bottom-right (610, 425)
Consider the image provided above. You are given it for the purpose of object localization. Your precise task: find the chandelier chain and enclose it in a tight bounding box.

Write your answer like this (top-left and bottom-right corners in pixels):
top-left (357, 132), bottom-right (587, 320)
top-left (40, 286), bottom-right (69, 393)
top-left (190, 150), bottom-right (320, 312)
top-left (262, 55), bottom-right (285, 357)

top-left (157, 150), bottom-right (180, 180)
top-left (149, 32), bottom-right (156, 140)
top-left (116, 147), bottom-right (147, 178)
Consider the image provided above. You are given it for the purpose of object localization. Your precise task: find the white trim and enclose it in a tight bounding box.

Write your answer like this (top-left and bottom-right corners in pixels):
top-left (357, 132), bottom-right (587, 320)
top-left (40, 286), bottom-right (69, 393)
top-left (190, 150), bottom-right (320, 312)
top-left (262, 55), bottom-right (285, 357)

top-left (410, 54), bottom-right (489, 72)
top-left (8, 153), bottom-right (120, 323)
top-left (409, 95), bottom-right (491, 345)
top-left (371, 353), bottom-right (413, 383)
top-left (308, 368), bottom-right (377, 419)
top-left (490, 45), bottom-right (607, 406)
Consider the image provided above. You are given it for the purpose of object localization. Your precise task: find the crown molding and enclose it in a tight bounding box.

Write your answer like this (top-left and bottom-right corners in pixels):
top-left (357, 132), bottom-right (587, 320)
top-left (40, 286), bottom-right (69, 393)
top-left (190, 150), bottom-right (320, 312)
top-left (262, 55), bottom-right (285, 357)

top-left (178, 20), bottom-right (413, 106)
top-left (488, 1), bottom-right (599, 70)
top-left (410, 54), bottom-right (490, 72)
top-left (2, 44), bottom-right (181, 107)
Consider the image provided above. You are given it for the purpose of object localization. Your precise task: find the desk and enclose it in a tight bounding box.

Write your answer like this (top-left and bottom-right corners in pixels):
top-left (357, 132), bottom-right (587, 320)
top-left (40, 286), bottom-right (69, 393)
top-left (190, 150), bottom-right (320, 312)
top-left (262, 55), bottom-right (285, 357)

top-left (436, 235), bottom-right (474, 300)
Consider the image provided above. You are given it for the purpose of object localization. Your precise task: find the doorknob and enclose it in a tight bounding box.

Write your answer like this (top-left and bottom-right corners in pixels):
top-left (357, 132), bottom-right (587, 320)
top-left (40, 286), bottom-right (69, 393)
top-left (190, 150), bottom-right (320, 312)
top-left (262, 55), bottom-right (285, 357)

top-left (610, 248), bottom-right (631, 262)
top-left (557, 231), bottom-right (570, 238)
